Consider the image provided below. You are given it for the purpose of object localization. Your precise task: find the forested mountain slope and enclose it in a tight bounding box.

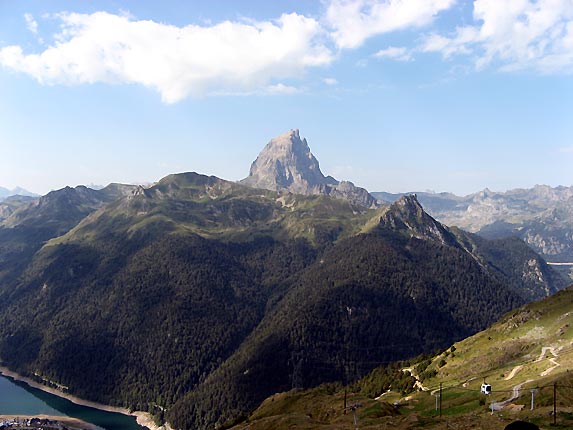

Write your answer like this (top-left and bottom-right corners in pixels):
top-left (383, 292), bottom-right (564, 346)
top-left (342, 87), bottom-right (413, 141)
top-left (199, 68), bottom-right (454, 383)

top-left (0, 184), bottom-right (135, 286)
top-left (0, 173), bottom-right (566, 430)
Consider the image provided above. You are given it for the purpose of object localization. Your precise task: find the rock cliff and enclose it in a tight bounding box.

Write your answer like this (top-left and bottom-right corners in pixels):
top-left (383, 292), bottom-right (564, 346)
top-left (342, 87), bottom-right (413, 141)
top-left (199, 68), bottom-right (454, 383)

top-left (241, 129), bottom-right (378, 208)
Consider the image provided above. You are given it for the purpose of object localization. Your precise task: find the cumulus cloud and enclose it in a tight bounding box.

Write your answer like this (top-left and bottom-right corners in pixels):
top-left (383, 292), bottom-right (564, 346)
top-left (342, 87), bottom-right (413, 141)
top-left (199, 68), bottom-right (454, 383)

top-left (0, 11), bottom-right (332, 102)
top-left (24, 13), bottom-right (38, 34)
top-left (421, 0), bottom-right (573, 73)
top-left (373, 46), bottom-right (413, 61)
top-left (324, 0), bottom-right (456, 49)
top-left (4, 2), bottom-right (571, 102)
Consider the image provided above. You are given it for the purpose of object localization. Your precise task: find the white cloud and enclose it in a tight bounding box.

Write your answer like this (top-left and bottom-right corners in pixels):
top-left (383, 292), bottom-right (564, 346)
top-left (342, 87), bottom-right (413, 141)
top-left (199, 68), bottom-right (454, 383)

top-left (209, 82), bottom-right (301, 97)
top-left (24, 13), bottom-right (38, 34)
top-left (323, 77), bottom-right (339, 85)
top-left (559, 145), bottom-right (573, 153)
top-left (373, 46), bottom-right (413, 61)
top-left (265, 83), bottom-right (300, 95)
top-left (422, 27), bottom-right (479, 58)
top-left (421, 0), bottom-right (573, 73)
top-left (0, 11), bottom-right (333, 103)
top-left (324, 0), bottom-right (456, 49)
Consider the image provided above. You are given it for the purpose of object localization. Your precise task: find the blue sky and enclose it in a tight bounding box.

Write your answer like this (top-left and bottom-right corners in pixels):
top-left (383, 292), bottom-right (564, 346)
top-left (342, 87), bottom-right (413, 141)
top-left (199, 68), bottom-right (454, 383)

top-left (1, 0), bottom-right (572, 196)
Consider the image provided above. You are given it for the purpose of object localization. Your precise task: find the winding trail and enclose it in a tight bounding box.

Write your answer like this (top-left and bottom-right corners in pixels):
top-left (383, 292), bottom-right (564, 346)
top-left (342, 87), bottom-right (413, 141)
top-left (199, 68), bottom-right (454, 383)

top-left (537, 346), bottom-right (561, 376)
top-left (504, 365), bottom-right (523, 381)
top-left (395, 344), bottom-right (565, 411)
top-left (493, 345), bottom-right (562, 411)
top-left (494, 379), bottom-right (534, 410)
top-left (462, 377), bottom-right (476, 388)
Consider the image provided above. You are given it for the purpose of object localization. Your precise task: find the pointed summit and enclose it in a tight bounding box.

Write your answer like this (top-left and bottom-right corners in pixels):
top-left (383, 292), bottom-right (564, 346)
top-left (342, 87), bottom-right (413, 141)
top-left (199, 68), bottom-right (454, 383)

top-left (241, 129), bottom-right (335, 194)
top-left (241, 129), bottom-right (379, 208)
top-left (378, 194), bottom-right (456, 245)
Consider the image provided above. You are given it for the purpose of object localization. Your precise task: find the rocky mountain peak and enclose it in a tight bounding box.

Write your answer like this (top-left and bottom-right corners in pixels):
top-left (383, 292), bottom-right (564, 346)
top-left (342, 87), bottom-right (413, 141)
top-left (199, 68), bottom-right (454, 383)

top-left (392, 194), bottom-right (425, 218)
top-left (0, 186), bottom-right (37, 200)
top-left (379, 194), bottom-right (455, 245)
top-left (241, 129), bottom-right (334, 193)
top-left (241, 129), bottom-right (378, 208)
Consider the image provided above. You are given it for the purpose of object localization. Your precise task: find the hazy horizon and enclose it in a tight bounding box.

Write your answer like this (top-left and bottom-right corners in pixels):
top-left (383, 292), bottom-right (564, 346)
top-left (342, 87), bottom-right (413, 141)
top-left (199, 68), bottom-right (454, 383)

top-left (2, 174), bottom-right (572, 200)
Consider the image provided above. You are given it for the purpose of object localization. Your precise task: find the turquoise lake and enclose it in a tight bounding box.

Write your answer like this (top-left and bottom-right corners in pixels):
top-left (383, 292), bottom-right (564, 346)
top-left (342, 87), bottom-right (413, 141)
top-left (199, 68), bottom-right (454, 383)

top-left (0, 374), bottom-right (145, 430)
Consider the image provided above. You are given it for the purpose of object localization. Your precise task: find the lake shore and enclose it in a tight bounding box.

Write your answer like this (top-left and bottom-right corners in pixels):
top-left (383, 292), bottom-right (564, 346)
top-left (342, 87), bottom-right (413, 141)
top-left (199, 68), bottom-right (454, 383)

top-left (0, 366), bottom-right (161, 430)
top-left (0, 414), bottom-right (98, 430)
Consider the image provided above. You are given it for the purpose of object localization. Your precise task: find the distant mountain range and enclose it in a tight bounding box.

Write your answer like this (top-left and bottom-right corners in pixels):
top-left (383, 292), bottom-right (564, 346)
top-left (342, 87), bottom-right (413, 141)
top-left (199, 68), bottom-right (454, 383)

top-left (238, 129), bottom-right (573, 277)
top-left (4, 132), bottom-right (572, 273)
top-left (0, 186), bottom-right (37, 201)
top-left (373, 187), bottom-right (573, 280)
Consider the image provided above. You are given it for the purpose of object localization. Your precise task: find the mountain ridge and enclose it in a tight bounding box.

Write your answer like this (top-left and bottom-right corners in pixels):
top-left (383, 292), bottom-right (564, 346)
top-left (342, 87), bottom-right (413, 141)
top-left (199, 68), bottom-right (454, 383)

top-left (372, 186), bottom-right (573, 281)
top-left (0, 186), bottom-right (38, 201)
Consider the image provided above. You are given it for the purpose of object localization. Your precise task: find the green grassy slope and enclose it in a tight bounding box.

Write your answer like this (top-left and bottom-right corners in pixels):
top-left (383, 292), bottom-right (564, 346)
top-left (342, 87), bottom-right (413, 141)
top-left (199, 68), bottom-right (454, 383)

top-left (237, 286), bottom-right (573, 430)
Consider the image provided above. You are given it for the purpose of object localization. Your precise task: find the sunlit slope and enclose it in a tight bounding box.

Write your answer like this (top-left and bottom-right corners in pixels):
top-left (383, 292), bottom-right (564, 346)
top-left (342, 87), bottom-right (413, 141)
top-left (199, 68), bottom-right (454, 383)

top-left (46, 172), bottom-right (370, 246)
top-left (229, 287), bottom-right (573, 430)
top-left (423, 286), bottom-right (573, 398)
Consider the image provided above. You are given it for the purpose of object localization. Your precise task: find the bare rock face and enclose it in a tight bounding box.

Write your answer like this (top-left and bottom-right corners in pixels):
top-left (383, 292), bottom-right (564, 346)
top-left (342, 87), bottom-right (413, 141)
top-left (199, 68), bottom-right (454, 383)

top-left (241, 129), bottom-right (378, 208)
top-left (241, 129), bottom-right (335, 192)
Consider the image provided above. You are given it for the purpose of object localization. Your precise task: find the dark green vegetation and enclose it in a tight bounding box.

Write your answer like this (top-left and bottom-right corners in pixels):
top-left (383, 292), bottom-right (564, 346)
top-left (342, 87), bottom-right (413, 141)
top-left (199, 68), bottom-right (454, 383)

top-left (0, 173), bottom-right (568, 430)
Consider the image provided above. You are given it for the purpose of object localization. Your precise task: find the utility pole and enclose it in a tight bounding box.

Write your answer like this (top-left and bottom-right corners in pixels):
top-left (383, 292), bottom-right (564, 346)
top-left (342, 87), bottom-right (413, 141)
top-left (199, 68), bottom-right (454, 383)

top-left (344, 402), bottom-right (361, 430)
top-left (553, 382), bottom-right (557, 426)
top-left (343, 306), bottom-right (352, 415)
top-left (530, 389), bottom-right (538, 410)
top-left (439, 383), bottom-right (442, 417)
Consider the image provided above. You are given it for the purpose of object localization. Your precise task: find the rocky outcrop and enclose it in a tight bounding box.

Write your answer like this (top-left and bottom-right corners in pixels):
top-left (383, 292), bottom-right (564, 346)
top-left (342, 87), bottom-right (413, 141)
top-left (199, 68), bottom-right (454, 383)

top-left (241, 129), bottom-right (334, 193)
top-left (378, 194), bottom-right (456, 246)
top-left (241, 129), bottom-right (378, 208)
